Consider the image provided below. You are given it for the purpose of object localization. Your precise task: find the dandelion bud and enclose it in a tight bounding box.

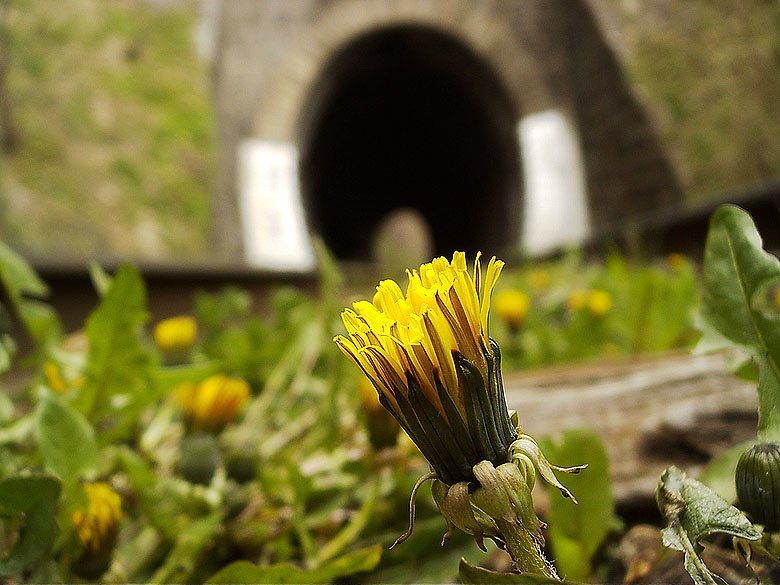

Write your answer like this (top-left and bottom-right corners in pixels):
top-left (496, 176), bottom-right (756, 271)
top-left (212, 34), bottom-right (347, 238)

top-left (736, 442), bottom-right (780, 530)
top-left (178, 433), bottom-right (223, 485)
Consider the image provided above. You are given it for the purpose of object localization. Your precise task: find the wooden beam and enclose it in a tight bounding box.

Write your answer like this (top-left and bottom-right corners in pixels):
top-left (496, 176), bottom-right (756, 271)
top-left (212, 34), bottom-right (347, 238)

top-left (504, 352), bottom-right (757, 503)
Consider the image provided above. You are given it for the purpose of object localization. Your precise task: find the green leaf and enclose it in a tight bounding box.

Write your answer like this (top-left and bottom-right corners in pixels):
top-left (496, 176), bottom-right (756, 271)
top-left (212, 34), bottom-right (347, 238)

top-left (0, 240), bottom-right (48, 302)
top-left (756, 351), bottom-right (780, 442)
top-left (116, 445), bottom-right (157, 491)
top-left (0, 475), bottom-right (61, 576)
top-left (698, 204), bottom-right (780, 441)
top-left (206, 544), bottom-right (382, 584)
top-left (17, 299), bottom-right (62, 348)
top-left (656, 466), bottom-right (761, 585)
top-left (36, 392), bottom-right (98, 484)
top-left (0, 242), bottom-right (61, 349)
top-left (78, 264), bottom-right (150, 419)
top-left (458, 559), bottom-right (579, 584)
top-left (540, 429), bottom-right (619, 581)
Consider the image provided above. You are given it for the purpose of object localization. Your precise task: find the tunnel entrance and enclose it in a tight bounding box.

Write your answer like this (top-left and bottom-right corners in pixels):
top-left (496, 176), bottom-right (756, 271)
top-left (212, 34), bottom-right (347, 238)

top-left (297, 24), bottom-right (521, 261)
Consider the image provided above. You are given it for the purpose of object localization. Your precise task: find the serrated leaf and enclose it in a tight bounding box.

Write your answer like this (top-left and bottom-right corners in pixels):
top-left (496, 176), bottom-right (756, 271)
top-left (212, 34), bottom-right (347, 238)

top-left (78, 264), bottom-right (150, 419)
top-left (206, 544), bottom-right (381, 584)
top-left (458, 558), bottom-right (578, 584)
top-left (36, 392), bottom-right (98, 484)
top-left (657, 466), bottom-right (761, 585)
top-left (699, 205), bottom-right (780, 441)
top-left (0, 475), bottom-right (61, 576)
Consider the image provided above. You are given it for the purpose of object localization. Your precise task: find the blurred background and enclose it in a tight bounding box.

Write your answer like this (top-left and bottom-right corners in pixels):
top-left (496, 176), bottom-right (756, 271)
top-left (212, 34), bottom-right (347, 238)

top-left (1, 0), bottom-right (779, 273)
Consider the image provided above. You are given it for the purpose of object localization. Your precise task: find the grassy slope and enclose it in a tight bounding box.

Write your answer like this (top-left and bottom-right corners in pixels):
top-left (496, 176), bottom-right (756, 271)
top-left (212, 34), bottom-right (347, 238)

top-left (1, 0), bottom-right (214, 260)
top-left (600, 0), bottom-right (780, 202)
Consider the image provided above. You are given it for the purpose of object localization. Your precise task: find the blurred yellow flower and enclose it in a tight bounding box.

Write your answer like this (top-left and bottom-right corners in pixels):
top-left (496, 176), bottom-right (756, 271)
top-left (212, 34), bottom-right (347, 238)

top-left (177, 374), bottom-right (250, 432)
top-left (529, 268), bottom-right (551, 292)
top-left (154, 316), bottom-right (198, 353)
top-left (72, 482), bottom-right (122, 554)
top-left (43, 360), bottom-right (85, 394)
top-left (587, 289), bottom-right (613, 317)
top-left (566, 289), bottom-right (587, 311)
top-left (334, 251), bottom-right (517, 485)
top-left (774, 287), bottom-right (780, 312)
top-left (44, 361), bottom-right (67, 394)
top-left (494, 289), bottom-right (530, 331)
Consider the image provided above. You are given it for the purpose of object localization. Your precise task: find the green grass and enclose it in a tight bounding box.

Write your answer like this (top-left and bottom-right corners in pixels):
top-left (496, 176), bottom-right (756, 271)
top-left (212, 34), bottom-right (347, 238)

top-left (618, 0), bottom-right (780, 201)
top-left (1, 0), bottom-right (214, 259)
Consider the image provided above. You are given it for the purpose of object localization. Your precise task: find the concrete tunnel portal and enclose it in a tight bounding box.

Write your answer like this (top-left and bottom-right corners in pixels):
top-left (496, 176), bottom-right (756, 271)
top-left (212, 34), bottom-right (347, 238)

top-left (297, 24), bottom-right (522, 262)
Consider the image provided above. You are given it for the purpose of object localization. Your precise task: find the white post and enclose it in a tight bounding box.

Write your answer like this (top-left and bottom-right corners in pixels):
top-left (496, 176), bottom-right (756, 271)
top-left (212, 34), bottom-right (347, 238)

top-left (518, 110), bottom-right (590, 256)
top-left (237, 140), bottom-right (316, 271)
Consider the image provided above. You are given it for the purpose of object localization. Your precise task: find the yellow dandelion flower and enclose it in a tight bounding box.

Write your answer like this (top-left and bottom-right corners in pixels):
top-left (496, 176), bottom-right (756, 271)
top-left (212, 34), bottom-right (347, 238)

top-left (587, 289), bottom-right (612, 317)
top-left (177, 375), bottom-right (250, 432)
top-left (154, 316), bottom-right (198, 353)
top-left (494, 289), bottom-right (531, 331)
top-left (72, 482), bottom-right (122, 554)
top-left (335, 252), bottom-right (585, 573)
top-left (334, 251), bottom-right (514, 484)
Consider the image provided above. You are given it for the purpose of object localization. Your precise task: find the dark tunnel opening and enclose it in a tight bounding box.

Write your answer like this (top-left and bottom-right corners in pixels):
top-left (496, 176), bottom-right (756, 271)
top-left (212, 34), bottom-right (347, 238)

top-left (297, 24), bottom-right (521, 261)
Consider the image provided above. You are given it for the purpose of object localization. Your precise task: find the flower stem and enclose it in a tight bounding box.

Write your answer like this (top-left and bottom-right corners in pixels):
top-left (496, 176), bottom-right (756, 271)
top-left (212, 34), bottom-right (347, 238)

top-left (496, 517), bottom-right (560, 581)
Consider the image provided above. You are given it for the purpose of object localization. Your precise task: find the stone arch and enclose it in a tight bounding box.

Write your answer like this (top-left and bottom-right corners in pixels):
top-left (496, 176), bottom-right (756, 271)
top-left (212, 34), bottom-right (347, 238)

top-left (295, 22), bottom-right (521, 260)
top-left (214, 1), bottom-right (681, 262)
top-left (250, 1), bottom-right (544, 143)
